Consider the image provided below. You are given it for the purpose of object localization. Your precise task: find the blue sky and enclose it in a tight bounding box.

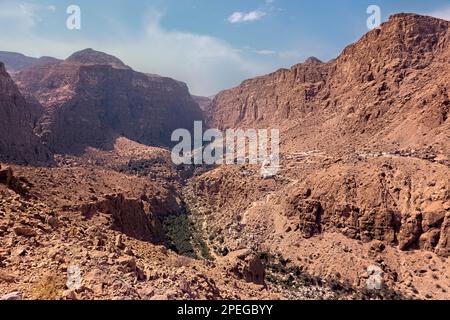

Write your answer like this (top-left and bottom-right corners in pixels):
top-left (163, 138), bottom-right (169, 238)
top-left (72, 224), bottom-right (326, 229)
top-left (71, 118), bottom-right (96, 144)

top-left (0, 0), bottom-right (449, 95)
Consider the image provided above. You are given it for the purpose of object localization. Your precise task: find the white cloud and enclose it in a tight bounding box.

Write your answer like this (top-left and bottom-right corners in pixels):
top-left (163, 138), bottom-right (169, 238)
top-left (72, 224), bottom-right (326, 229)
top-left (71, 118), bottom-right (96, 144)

top-left (428, 6), bottom-right (450, 21)
top-left (119, 10), bottom-right (268, 95)
top-left (227, 10), bottom-right (267, 24)
top-left (0, 1), bottom-right (56, 31)
top-left (0, 3), bottom-right (316, 95)
top-left (278, 50), bottom-right (305, 60)
top-left (0, 1), bottom-right (42, 31)
top-left (254, 50), bottom-right (277, 56)
top-left (251, 48), bottom-right (306, 61)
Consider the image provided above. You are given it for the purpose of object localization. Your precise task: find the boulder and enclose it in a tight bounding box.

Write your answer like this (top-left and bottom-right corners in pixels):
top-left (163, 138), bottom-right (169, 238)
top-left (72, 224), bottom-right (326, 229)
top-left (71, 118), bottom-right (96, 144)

top-left (0, 291), bottom-right (22, 300)
top-left (13, 226), bottom-right (37, 237)
top-left (225, 249), bottom-right (265, 285)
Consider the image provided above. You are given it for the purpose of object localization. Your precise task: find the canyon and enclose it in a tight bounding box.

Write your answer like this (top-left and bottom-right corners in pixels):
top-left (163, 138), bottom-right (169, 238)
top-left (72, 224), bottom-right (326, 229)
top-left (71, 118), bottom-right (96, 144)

top-left (0, 13), bottom-right (449, 300)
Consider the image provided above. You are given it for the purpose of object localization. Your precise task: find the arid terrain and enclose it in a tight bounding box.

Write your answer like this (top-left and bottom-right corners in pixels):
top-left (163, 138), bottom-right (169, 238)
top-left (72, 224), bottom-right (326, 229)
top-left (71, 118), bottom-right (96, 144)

top-left (0, 13), bottom-right (449, 300)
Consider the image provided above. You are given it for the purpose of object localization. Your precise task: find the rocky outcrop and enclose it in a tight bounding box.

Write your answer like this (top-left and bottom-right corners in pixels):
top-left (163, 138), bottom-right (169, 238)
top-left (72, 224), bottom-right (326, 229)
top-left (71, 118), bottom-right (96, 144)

top-left (79, 194), bottom-right (165, 243)
top-left (286, 196), bottom-right (323, 239)
top-left (436, 212), bottom-right (450, 256)
top-left (13, 49), bottom-right (203, 154)
top-left (281, 158), bottom-right (450, 256)
top-left (0, 175), bottom-right (275, 300)
top-left (224, 249), bottom-right (265, 285)
top-left (207, 56), bottom-right (330, 130)
top-left (0, 63), bottom-right (49, 163)
top-left (0, 165), bottom-right (32, 195)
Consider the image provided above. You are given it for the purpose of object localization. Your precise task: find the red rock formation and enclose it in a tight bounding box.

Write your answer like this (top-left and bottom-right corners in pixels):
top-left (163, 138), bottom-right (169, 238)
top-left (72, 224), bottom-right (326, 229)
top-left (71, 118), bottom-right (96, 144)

top-left (79, 193), bottom-right (165, 243)
top-left (14, 49), bottom-right (203, 154)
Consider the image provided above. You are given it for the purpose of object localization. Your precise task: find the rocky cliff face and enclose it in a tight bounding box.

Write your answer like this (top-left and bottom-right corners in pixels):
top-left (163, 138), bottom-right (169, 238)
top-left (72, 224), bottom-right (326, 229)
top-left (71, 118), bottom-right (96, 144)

top-left (207, 56), bottom-right (330, 130)
top-left (0, 63), bottom-right (49, 163)
top-left (14, 49), bottom-right (203, 154)
top-left (207, 14), bottom-right (450, 157)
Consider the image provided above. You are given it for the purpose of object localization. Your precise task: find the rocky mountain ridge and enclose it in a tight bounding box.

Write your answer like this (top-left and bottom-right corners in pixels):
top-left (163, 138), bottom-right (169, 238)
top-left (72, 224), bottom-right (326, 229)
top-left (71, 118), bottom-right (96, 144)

top-left (0, 51), bottom-right (61, 74)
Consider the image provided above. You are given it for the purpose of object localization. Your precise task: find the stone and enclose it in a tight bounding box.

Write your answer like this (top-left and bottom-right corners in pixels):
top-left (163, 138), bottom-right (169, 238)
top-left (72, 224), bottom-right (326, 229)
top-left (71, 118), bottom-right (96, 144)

top-left (0, 271), bottom-right (17, 283)
top-left (47, 216), bottom-right (60, 229)
top-left (369, 240), bottom-right (386, 253)
top-left (419, 230), bottom-right (441, 251)
top-left (150, 294), bottom-right (169, 301)
top-left (138, 287), bottom-right (155, 300)
top-left (115, 234), bottom-right (125, 250)
top-left (436, 213), bottom-right (450, 257)
top-left (117, 256), bottom-right (137, 272)
top-left (12, 246), bottom-right (27, 257)
top-left (13, 226), bottom-right (37, 237)
top-left (398, 213), bottom-right (423, 251)
top-left (47, 247), bottom-right (65, 261)
top-left (62, 290), bottom-right (77, 300)
top-left (225, 249), bottom-right (265, 285)
top-left (287, 197), bottom-right (322, 238)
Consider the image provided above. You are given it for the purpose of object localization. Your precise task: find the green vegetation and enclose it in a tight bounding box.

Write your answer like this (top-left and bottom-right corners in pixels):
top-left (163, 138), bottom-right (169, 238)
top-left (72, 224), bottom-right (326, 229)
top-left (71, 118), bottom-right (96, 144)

top-left (261, 252), bottom-right (408, 300)
top-left (162, 213), bottom-right (213, 261)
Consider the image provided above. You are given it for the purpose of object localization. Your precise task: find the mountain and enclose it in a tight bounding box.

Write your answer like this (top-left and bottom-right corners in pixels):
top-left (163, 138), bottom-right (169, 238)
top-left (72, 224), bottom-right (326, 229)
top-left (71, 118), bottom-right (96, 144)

top-left (65, 48), bottom-right (130, 69)
top-left (207, 14), bottom-right (449, 158)
top-left (13, 49), bottom-right (203, 154)
top-left (0, 62), bottom-right (49, 163)
top-left (198, 14), bottom-right (450, 266)
top-left (0, 51), bottom-right (61, 73)
top-left (192, 95), bottom-right (212, 111)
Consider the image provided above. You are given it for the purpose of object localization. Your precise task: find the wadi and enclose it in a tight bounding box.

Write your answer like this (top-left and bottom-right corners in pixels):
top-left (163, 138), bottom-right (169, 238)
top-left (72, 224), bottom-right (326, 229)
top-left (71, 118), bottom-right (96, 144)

top-left (171, 121), bottom-right (280, 168)
top-left (0, 12), bottom-right (449, 301)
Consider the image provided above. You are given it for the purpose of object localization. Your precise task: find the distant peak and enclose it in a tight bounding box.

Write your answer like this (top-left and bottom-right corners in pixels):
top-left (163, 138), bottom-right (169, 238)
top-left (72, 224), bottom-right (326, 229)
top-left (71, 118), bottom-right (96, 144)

top-left (66, 48), bottom-right (130, 69)
top-left (371, 13), bottom-right (450, 41)
top-left (389, 13), bottom-right (431, 20)
top-left (389, 13), bottom-right (421, 19)
top-left (304, 56), bottom-right (323, 64)
top-left (386, 12), bottom-right (450, 25)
